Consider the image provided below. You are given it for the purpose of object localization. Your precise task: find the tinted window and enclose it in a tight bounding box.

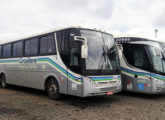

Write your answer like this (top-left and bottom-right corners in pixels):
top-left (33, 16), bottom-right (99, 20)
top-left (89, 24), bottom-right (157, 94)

top-left (40, 37), bottom-right (47, 54)
top-left (31, 38), bottom-right (38, 55)
top-left (25, 40), bottom-right (30, 56)
top-left (3, 44), bottom-right (11, 57)
top-left (56, 29), bottom-right (81, 74)
top-left (56, 29), bottom-right (70, 55)
top-left (40, 34), bottom-right (56, 55)
top-left (13, 41), bottom-right (23, 57)
top-left (70, 48), bottom-right (79, 66)
top-left (133, 49), bottom-right (146, 67)
top-left (25, 38), bottom-right (39, 56)
top-left (0, 46), bottom-right (2, 58)
top-left (48, 35), bottom-right (56, 53)
top-left (123, 44), bottom-right (149, 70)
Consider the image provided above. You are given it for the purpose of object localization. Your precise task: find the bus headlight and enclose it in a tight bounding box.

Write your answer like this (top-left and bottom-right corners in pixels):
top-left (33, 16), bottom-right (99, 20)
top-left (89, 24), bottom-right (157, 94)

top-left (89, 79), bottom-right (97, 86)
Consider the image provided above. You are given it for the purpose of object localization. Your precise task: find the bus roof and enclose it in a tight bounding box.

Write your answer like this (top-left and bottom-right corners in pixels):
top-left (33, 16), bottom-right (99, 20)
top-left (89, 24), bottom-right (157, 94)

top-left (0, 26), bottom-right (112, 45)
top-left (114, 34), bottom-right (141, 39)
top-left (114, 34), bottom-right (164, 44)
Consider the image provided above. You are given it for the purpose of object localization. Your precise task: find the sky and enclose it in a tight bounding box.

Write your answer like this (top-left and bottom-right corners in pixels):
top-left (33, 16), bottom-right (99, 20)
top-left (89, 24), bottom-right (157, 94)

top-left (0, 0), bottom-right (165, 42)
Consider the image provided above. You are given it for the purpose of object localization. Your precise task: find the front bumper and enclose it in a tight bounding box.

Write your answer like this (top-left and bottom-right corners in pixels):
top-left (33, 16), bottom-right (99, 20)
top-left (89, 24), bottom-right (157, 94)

top-left (82, 76), bottom-right (122, 97)
top-left (152, 79), bottom-right (165, 94)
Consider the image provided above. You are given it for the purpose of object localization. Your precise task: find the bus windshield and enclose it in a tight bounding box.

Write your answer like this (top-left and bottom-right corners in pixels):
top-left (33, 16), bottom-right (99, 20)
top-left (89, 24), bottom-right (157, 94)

top-left (148, 41), bottom-right (165, 73)
top-left (80, 30), bottom-right (119, 72)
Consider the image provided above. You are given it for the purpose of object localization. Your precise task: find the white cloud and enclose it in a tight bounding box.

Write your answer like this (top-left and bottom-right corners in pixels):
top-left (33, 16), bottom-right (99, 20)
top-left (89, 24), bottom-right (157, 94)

top-left (0, 0), bottom-right (165, 42)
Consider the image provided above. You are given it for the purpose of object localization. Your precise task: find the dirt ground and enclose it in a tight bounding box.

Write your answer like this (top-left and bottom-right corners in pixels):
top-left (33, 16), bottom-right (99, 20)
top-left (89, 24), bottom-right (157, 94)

top-left (0, 86), bottom-right (165, 120)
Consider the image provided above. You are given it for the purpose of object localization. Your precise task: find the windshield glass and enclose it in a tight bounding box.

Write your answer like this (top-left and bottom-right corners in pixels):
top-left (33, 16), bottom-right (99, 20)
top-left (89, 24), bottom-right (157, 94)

top-left (159, 42), bottom-right (165, 55)
top-left (148, 41), bottom-right (165, 73)
top-left (80, 30), bottom-right (119, 71)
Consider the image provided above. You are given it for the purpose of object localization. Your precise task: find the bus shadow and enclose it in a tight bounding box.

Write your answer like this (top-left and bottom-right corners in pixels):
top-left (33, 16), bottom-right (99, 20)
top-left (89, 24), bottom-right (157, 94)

top-left (5, 84), bottom-right (47, 98)
top-left (115, 91), bottom-right (165, 100)
top-left (4, 85), bottom-right (120, 109)
top-left (60, 95), bottom-right (119, 109)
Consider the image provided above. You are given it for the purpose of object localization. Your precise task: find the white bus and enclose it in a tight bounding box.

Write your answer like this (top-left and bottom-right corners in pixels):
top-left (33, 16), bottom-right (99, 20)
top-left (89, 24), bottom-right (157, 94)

top-left (115, 35), bottom-right (165, 94)
top-left (0, 27), bottom-right (121, 99)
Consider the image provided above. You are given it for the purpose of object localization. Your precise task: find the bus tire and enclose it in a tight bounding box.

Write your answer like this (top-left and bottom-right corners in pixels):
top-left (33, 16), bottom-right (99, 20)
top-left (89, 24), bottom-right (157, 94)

top-left (0, 75), bottom-right (7, 88)
top-left (46, 78), bottom-right (60, 100)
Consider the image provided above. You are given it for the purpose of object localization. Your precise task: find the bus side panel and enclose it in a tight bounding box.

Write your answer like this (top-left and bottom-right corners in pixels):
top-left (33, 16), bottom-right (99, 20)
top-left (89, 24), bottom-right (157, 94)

top-left (68, 77), bottom-right (82, 96)
top-left (27, 56), bottom-right (68, 94)
top-left (4, 64), bottom-right (15, 84)
top-left (121, 67), bottom-right (152, 93)
top-left (16, 58), bottom-right (28, 86)
top-left (133, 76), bottom-right (152, 93)
top-left (121, 73), bottom-right (134, 91)
top-left (27, 62), bottom-right (49, 90)
top-left (4, 61), bottom-right (28, 86)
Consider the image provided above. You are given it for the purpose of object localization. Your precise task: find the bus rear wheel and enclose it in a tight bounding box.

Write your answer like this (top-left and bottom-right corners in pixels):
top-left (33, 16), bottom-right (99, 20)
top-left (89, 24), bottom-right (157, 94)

top-left (46, 78), bottom-right (60, 100)
top-left (0, 75), bottom-right (7, 88)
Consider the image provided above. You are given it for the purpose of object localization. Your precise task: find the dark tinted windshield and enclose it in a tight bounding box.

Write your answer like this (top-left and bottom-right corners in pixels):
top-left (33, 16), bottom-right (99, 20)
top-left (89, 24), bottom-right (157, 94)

top-left (122, 44), bottom-right (150, 71)
top-left (148, 41), bottom-right (165, 73)
top-left (80, 30), bottom-right (119, 71)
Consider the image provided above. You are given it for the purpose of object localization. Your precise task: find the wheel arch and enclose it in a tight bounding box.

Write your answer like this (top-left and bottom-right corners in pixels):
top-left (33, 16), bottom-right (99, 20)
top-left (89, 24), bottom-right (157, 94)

top-left (0, 72), bottom-right (5, 78)
top-left (44, 74), bottom-right (60, 91)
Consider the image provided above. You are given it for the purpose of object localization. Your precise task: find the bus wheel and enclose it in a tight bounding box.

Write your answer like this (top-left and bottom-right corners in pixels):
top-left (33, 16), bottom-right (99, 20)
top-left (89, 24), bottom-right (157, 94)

top-left (0, 75), bottom-right (7, 88)
top-left (46, 78), bottom-right (60, 100)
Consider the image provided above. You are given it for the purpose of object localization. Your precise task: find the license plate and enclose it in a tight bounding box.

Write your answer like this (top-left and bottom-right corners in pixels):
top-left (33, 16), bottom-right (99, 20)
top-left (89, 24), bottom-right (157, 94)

top-left (127, 83), bottom-right (133, 90)
top-left (107, 91), bottom-right (113, 95)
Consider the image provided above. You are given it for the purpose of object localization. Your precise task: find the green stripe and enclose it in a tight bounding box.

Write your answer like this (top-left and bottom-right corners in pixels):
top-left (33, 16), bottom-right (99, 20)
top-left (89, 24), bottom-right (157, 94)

top-left (121, 69), bottom-right (145, 77)
top-left (94, 79), bottom-right (113, 81)
top-left (0, 61), bottom-right (18, 63)
top-left (121, 68), bottom-right (165, 81)
top-left (38, 59), bottom-right (82, 82)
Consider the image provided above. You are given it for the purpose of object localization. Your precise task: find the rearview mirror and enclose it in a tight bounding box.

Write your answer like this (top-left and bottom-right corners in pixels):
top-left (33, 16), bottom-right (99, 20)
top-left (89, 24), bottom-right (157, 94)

top-left (81, 44), bottom-right (88, 58)
top-left (74, 36), bottom-right (88, 58)
top-left (117, 44), bottom-right (123, 59)
top-left (117, 44), bottom-right (123, 52)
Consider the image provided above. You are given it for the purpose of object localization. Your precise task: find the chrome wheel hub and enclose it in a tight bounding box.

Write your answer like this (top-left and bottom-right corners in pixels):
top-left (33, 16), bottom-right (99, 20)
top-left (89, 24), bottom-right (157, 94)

top-left (49, 85), bottom-right (57, 94)
top-left (1, 80), bottom-right (5, 87)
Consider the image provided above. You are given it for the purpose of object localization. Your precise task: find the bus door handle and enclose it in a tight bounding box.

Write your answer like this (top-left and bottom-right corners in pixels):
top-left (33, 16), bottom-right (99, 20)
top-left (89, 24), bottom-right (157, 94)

top-left (134, 75), bottom-right (138, 78)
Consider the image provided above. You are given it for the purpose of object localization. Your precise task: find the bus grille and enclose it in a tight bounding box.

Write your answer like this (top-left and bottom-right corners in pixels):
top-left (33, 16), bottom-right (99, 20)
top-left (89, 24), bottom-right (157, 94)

top-left (98, 82), bottom-right (109, 85)
top-left (100, 86), bottom-right (117, 91)
top-left (97, 81), bottom-right (117, 86)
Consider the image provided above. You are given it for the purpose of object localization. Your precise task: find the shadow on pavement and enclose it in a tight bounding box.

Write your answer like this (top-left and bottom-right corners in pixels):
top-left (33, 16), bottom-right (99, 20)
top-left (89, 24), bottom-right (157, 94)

top-left (4, 85), bottom-right (165, 109)
top-left (3, 85), bottom-right (120, 109)
top-left (115, 91), bottom-right (165, 100)
top-left (59, 94), bottom-right (119, 109)
top-left (5, 84), bottom-right (47, 97)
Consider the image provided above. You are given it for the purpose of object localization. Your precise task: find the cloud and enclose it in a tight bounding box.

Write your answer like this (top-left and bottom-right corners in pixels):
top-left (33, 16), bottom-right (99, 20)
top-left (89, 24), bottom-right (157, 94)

top-left (154, 8), bottom-right (165, 28)
top-left (0, 0), bottom-right (165, 42)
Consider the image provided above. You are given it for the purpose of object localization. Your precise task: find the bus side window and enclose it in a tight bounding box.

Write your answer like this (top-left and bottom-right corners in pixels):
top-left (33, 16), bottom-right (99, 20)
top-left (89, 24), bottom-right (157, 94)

top-left (13, 41), bottom-right (23, 57)
top-left (40, 34), bottom-right (56, 55)
top-left (134, 50), bottom-right (144, 67)
top-left (70, 48), bottom-right (79, 66)
top-left (25, 38), bottom-right (39, 56)
top-left (40, 36), bottom-right (48, 54)
top-left (69, 47), bottom-right (81, 73)
top-left (25, 40), bottom-right (30, 56)
top-left (47, 35), bottom-right (56, 54)
top-left (132, 46), bottom-right (149, 70)
top-left (122, 44), bottom-right (133, 65)
top-left (0, 46), bottom-right (2, 58)
top-left (30, 38), bottom-right (39, 56)
top-left (3, 44), bottom-right (11, 58)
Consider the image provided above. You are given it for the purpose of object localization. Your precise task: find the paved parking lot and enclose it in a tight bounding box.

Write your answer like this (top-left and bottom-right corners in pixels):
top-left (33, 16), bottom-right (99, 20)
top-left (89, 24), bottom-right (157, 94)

top-left (0, 86), bottom-right (165, 120)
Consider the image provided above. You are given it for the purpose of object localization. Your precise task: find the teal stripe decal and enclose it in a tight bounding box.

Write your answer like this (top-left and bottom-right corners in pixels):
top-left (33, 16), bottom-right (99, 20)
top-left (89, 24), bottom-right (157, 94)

top-left (121, 67), bottom-right (165, 81)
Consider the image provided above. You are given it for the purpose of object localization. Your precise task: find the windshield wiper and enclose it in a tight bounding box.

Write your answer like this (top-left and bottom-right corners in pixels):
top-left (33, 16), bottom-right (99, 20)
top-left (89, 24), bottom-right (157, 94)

top-left (98, 46), bottom-right (119, 73)
top-left (97, 46), bottom-right (107, 73)
top-left (161, 51), bottom-right (165, 61)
